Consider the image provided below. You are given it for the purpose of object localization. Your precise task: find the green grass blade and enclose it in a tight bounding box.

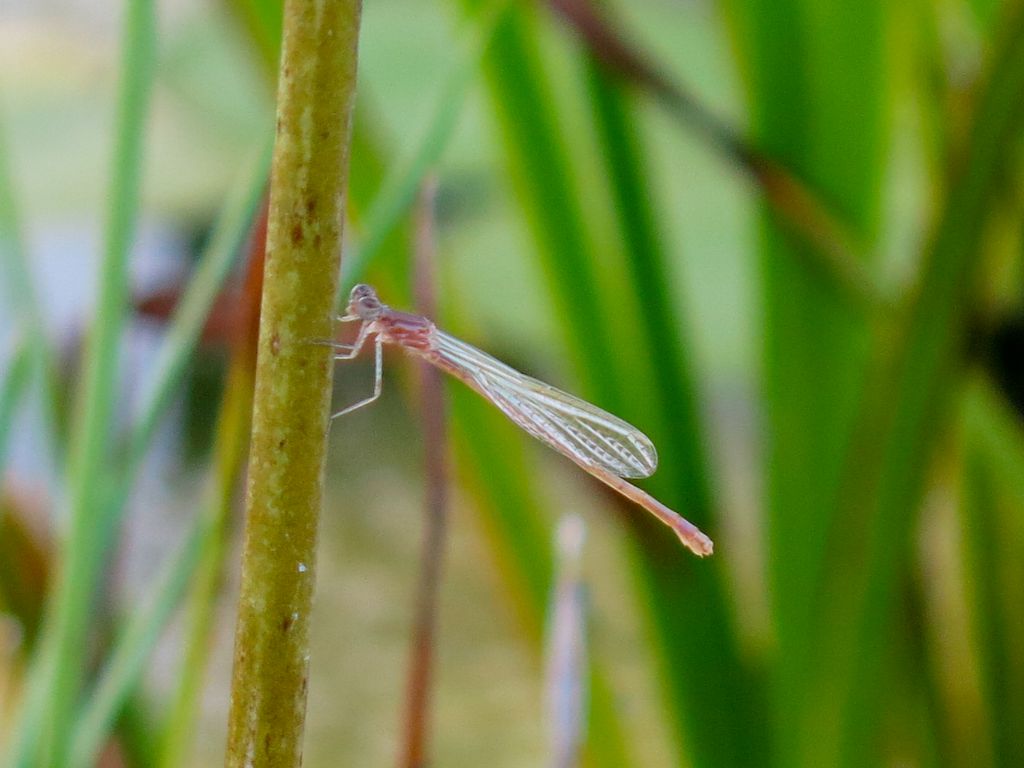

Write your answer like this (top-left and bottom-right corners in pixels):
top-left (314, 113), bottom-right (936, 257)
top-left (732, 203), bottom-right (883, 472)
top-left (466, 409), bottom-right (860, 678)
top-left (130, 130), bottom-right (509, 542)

top-left (722, 2), bottom-right (888, 764)
top-left (223, 0), bottom-right (283, 78)
top-left (9, 1), bottom-right (159, 763)
top-left (341, 0), bottom-right (511, 292)
top-left (457, 1), bottom-right (622, 405)
top-left (0, 338), bottom-right (32, 476)
top-left (1, 14), bottom-right (269, 767)
top-left (581, 54), bottom-right (766, 766)
top-left (582, 57), bottom-right (711, 529)
top-left (459, 4), bottom-right (761, 764)
top-left (157, 317), bottom-right (257, 768)
top-left (119, 136), bottom-right (270, 485)
top-left (50, 140), bottom-right (268, 688)
top-left (0, 109), bottom-right (43, 340)
top-left (71, 295), bottom-right (258, 768)
top-left (801, 10), bottom-right (1024, 764)
top-left (4, 135), bottom-right (266, 765)
top-left (67, 512), bottom-right (211, 768)
top-left (962, 379), bottom-right (1024, 767)
top-left (450, 389), bottom-right (553, 619)
top-left (0, 115), bottom-right (35, 327)
top-left (448, 386), bottom-right (634, 768)
top-left (551, 0), bottom-right (884, 311)
top-left (0, 109), bottom-right (64, 469)
top-left (68, 353), bottom-right (252, 767)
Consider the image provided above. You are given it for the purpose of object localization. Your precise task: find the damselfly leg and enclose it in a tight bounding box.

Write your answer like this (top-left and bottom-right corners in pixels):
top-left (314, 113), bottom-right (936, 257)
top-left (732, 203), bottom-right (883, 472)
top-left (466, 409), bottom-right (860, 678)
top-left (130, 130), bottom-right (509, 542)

top-left (327, 331), bottom-right (384, 419)
top-left (327, 319), bottom-right (372, 360)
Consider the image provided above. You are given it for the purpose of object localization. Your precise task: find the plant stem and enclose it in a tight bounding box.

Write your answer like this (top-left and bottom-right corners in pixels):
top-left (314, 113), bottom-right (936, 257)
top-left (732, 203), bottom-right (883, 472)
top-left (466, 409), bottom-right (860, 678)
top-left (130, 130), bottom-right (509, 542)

top-left (223, 0), bottom-right (362, 765)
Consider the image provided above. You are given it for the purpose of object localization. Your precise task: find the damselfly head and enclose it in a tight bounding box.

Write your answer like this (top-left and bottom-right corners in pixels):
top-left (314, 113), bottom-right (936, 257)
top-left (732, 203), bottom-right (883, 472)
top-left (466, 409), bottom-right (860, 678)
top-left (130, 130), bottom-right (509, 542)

top-left (347, 284), bottom-right (384, 320)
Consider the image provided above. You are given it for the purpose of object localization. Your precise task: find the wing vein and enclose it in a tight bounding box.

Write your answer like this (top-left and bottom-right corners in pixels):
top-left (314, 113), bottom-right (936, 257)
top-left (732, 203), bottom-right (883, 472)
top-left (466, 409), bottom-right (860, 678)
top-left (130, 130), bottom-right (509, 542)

top-left (436, 331), bottom-right (657, 478)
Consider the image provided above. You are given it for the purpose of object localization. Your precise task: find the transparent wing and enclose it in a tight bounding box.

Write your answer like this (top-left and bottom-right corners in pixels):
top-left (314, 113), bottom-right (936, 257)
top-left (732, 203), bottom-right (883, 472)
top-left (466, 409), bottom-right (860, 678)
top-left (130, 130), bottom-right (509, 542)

top-left (436, 331), bottom-right (657, 478)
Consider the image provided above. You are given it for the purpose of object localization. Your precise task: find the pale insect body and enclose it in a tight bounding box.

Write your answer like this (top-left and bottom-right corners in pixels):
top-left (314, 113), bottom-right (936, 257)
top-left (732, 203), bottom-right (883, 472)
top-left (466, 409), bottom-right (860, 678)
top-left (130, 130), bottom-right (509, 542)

top-left (326, 284), bottom-right (713, 556)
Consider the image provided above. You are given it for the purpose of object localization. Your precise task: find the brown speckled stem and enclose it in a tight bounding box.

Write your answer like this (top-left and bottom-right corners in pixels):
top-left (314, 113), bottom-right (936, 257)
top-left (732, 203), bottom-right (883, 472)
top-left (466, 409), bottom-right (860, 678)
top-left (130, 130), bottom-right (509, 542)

top-left (224, 1), bottom-right (361, 765)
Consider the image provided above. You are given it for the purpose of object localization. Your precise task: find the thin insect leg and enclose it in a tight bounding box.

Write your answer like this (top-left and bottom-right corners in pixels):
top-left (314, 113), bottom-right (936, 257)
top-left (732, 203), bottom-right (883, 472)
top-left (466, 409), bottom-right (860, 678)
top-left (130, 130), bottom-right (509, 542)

top-left (331, 334), bottom-right (384, 420)
top-left (333, 322), bottom-right (372, 360)
top-left (313, 321), bottom-right (372, 359)
top-left (310, 318), bottom-right (369, 355)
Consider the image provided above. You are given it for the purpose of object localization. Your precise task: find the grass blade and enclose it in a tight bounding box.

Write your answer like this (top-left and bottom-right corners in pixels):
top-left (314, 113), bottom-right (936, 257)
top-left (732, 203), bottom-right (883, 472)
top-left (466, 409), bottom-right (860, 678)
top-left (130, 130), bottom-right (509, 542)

top-left (0, 338), bottom-right (32, 476)
top-left (448, 383), bottom-right (634, 768)
top-left (2, 136), bottom-right (268, 765)
top-left (341, 0), bottom-right (511, 291)
top-left (460, 4), bottom-right (759, 764)
top-left (0, 108), bottom-right (64, 469)
top-left (581, 48), bottom-right (764, 767)
top-left (457, 1), bottom-right (622, 405)
top-left (5, 1), bottom-right (159, 762)
top-left (551, 0), bottom-right (885, 309)
top-left (155, 210), bottom-right (265, 768)
top-left (722, 1), bottom-right (888, 764)
top-left (801, 10), bottom-right (1024, 764)
top-left (961, 378), bottom-right (1024, 767)
top-left (582, 54), bottom-right (710, 534)
top-left (67, 511), bottom-right (211, 767)
top-left (119, 137), bottom-right (270, 485)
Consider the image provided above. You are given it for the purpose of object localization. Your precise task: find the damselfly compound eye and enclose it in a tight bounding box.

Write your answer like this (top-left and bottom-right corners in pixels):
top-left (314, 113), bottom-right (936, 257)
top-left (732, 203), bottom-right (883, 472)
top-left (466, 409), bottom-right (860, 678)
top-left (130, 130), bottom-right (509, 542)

top-left (347, 284), bottom-right (383, 320)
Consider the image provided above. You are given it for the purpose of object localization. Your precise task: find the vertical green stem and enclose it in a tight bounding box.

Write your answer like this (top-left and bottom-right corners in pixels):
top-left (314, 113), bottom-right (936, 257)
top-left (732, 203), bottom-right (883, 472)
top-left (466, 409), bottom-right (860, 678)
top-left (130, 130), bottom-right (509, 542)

top-left (223, 0), bottom-right (361, 765)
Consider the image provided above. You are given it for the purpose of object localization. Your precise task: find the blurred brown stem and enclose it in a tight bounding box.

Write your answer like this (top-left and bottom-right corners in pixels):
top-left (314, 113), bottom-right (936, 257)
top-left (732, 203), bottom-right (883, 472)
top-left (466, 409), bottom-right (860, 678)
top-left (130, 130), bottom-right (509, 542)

top-left (398, 177), bottom-right (449, 768)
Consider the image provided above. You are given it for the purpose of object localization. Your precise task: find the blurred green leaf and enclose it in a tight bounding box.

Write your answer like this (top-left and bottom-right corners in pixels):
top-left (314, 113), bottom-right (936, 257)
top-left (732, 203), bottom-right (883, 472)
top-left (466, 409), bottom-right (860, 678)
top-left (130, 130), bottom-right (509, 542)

top-left (0, 111), bottom-right (64, 469)
top-left (118, 137), bottom-right (269, 486)
top-left (8, 0), bottom-right (159, 763)
top-left (157, 301), bottom-right (257, 768)
top-left (341, 0), bottom-right (512, 292)
top-left (457, 2), bottom-right (622, 405)
top-left (223, 0), bottom-right (283, 79)
top-left (68, 511), bottom-right (213, 768)
top-left (582, 48), bottom-right (764, 768)
top-left (962, 378), bottom-right (1024, 768)
top-left (455, 3), bottom-right (762, 766)
top-left (4, 104), bottom-right (266, 768)
top-left (0, 338), bottom-right (31, 476)
top-left (801, 9), bottom-right (1024, 765)
top-left (722, 1), bottom-right (889, 764)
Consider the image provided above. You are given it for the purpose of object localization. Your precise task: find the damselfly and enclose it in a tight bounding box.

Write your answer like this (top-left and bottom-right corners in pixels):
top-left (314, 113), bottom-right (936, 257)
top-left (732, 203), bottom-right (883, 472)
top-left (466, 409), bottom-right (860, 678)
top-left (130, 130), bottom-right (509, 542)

top-left (323, 284), bottom-right (713, 557)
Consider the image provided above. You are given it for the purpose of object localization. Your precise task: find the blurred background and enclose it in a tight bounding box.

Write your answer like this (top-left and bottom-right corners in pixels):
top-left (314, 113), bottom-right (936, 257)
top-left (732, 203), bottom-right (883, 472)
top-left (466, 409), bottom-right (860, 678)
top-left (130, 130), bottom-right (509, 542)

top-left (1, 0), bottom-right (1023, 766)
